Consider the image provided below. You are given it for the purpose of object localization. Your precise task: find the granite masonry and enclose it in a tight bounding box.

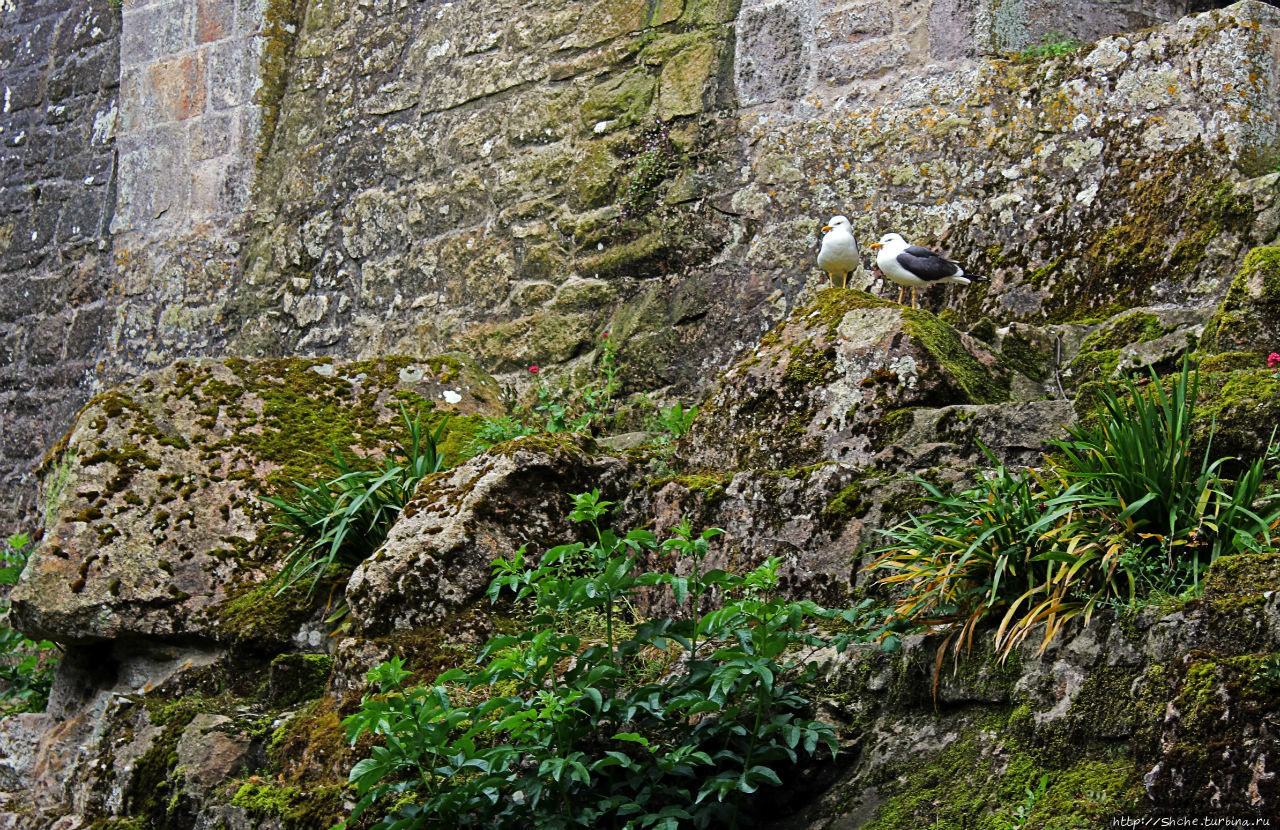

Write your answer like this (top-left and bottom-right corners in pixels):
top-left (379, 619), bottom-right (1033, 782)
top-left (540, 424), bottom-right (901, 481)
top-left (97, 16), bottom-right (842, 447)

top-left (0, 0), bottom-right (119, 527)
top-left (2, 0), bottom-right (1276, 525)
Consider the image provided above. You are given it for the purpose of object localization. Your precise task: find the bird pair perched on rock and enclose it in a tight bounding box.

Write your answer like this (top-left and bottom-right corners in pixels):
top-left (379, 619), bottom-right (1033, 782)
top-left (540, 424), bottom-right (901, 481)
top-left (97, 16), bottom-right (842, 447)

top-left (817, 215), bottom-right (984, 308)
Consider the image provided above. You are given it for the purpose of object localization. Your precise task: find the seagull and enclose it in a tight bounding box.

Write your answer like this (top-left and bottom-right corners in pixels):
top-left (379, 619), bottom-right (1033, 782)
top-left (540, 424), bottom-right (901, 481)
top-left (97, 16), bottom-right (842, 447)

top-left (868, 232), bottom-right (986, 308)
top-left (817, 216), bottom-right (863, 289)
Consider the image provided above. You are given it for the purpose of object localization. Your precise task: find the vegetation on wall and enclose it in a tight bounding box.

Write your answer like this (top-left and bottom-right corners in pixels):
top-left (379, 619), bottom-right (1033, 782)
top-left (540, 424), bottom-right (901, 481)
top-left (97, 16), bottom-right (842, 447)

top-left (467, 332), bottom-right (697, 455)
top-left (872, 360), bottom-right (1280, 664)
top-left (336, 491), bottom-right (861, 830)
top-left (0, 532), bottom-right (58, 714)
top-left (1008, 31), bottom-right (1081, 62)
top-left (616, 119), bottom-right (683, 221)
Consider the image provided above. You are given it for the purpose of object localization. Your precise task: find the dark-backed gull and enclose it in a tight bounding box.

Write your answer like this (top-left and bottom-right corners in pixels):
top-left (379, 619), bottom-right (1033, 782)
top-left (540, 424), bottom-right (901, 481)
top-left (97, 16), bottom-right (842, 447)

top-left (869, 232), bottom-right (985, 308)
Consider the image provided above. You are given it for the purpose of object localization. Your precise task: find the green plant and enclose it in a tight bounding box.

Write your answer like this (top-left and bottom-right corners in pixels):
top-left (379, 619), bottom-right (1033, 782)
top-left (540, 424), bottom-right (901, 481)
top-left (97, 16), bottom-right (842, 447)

top-left (648, 402), bottom-right (698, 442)
top-left (993, 773), bottom-right (1049, 830)
top-left (1051, 360), bottom-right (1280, 585)
top-left (464, 416), bottom-right (538, 456)
top-left (470, 334), bottom-right (626, 454)
top-left (872, 452), bottom-right (1088, 664)
top-left (1254, 655), bottom-right (1280, 686)
top-left (1011, 31), bottom-right (1081, 62)
top-left (0, 532), bottom-right (58, 715)
top-left (337, 492), bottom-right (856, 830)
top-left (263, 406), bottom-right (451, 597)
top-left (617, 120), bottom-right (681, 221)
top-left (872, 360), bottom-right (1280, 664)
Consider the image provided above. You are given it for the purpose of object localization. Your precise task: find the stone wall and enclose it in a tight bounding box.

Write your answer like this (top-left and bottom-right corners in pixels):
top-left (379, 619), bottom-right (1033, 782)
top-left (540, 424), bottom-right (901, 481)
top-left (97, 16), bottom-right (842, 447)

top-left (0, 0), bottom-right (273, 529)
top-left (207, 0), bottom-right (1275, 405)
top-left (0, 0), bottom-right (119, 528)
top-left (1, 0), bottom-right (1271, 530)
top-left (112, 0), bottom-right (268, 236)
top-left (735, 0), bottom-right (1189, 100)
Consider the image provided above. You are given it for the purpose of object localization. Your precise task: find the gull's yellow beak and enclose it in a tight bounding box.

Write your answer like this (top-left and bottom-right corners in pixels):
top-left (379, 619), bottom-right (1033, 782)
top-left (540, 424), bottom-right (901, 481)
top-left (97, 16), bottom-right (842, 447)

top-left (868, 242), bottom-right (882, 249)
top-left (821, 225), bottom-right (833, 233)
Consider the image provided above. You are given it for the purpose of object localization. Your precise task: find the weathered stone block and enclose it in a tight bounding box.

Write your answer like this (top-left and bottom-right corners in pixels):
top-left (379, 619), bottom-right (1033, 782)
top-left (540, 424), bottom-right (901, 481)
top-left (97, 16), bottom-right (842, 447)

top-left (175, 713), bottom-right (252, 797)
top-left (683, 289), bottom-right (1010, 470)
top-left (147, 51), bottom-right (206, 122)
top-left (10, 355), bottom-right (503, 645)
top-left (735, 1), bottom-right (807, 106)
top-left (565, 0), bottom-right (647, 49)
top-left (580, 70), bottom-right (655, 129)
top-left (187, 110), bottom-right (235, 161)
top-left (817, 0), bottom-right (893, 46)
top-left (204, 38), bottom-right (253, 111)
top-left (658, 39), bottom-right (717, 118)
top-left (195, 0), bottom-right (233, 43)
top-left (120, 0), bottom-right (192, 65)
top-left (346, 433), bottom-right (629, 635)
top-left (112, 125), bottom-right (187, 232)
top-left (459, 311), bottom-right (596, 372)
top-left (1202, 246), bottom-right (1280, 354)
top-left (818, 36), bottom-right (911, 84)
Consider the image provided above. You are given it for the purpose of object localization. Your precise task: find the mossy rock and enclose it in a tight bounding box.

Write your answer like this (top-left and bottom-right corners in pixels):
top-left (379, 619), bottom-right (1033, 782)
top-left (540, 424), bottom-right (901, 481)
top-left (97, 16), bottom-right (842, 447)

top-left (12, 355), bottom-right (504, 646)
top-left (1066, 310), bottom-right (1173, 383)
top-left (1190, 367), bottom-right (1280, 463)
top-left (230, 780), bottom-right (343, 829)
top-left (267, 653), bottom-right (335, 707)
top-left (1137, 652), bottom-right (1280, 812)
top-left (999, 324), bottom-right (1054, 381)
top-left (683, 289), bottom-right (1009, 470)
top-left (1203, 554), bottom-right (1280, 607)
top-left (1202, 245), bottom-right (1280, 354)
top-left (460, 311), bottom-right (598, 373)
top-left (580, 70), bottom-right (655, 129)
top-left (577, 232), bottom-right (672, 279)
top-left (345, 433), bottom-right (629, 637)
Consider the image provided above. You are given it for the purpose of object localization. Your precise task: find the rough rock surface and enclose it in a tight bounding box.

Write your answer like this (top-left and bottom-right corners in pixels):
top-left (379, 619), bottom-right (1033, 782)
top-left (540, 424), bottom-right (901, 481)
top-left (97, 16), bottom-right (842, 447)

top-left (682, 289), bottom-right (1011, 471)
top-left (1202, 243), bottom-right (1280, 353)
top-left (6, 0), bottom-right (1280, 529)
top-left (0, 0), bottom-right (121, 528)
top-left (777, 554), bottom-right (1280, 827)
top-left (7, 3), bottom-right (1280, 829)
top-left (12, 354), bottom-right (501, 645)
top-left (346, 433), bottom-right (630, 636)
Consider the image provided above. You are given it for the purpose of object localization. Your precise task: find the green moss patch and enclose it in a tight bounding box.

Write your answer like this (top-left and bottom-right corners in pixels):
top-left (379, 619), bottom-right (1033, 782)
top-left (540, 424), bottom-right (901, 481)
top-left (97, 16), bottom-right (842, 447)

top-left (823, 469), bottom-right (889, 527)
top-left (648, 471), bottom-right (733, 502)
top-left (230, 780), bottom-right (343, 829)
top-left (1000, 326), bottom-right (1053, 381)
top-left (216, 578), bottom-right (331, 649)
top-left (901, 310), bottom-right (1010, 405)
top-left (1202, 246), bottom-right (1280, 353)
top-left (1066, 312), bottom-right (1171, 384)
top-left (1079, 311), bottom-right (1167, 353)
top-left (268, 653), bottom-right (335, 707)
top-left (1190, 367), bottom-right (1280, 462)
top-left (124, 701), bottom-right (201, 827)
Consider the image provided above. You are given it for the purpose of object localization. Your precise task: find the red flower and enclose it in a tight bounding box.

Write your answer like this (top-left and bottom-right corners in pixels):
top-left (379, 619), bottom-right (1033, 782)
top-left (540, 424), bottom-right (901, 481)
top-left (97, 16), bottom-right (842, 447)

top-left (601, 332), bottom-right (610, 339)
top-left (1269, 352), bottom-right (1280, 370)
top-left (529, 366), bottom-right (540, 374)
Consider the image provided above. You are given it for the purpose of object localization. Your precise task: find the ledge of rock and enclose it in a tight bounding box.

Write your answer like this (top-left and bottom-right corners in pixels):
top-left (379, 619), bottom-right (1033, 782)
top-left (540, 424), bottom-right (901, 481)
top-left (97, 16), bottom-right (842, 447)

top-left (12, 355), bottom-right (501, 646)
top-left (346, 432), bottom-right (630, 637)
top-left (682, 290), bottom-right (1010, 471)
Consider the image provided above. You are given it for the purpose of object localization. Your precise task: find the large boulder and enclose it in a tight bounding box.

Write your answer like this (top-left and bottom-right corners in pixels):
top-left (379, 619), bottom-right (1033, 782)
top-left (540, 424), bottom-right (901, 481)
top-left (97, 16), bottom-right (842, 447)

top-left (1201, 244), bottom-right (1280, 354)
top-left (346, 433), bottom-right (629, 636)
top-left (682, 289), bottom-right (1010, 471)
top-left (777, 554), bottom-right (1280, 827)
top-left (12, 355), bottom-right (501, 646)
